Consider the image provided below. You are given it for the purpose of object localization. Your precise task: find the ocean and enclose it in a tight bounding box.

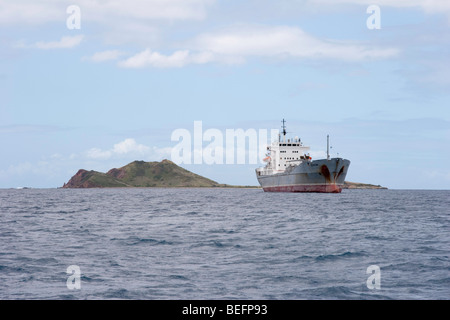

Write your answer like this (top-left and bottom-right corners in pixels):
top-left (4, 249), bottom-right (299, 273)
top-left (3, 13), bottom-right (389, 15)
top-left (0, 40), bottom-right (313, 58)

top-left (0, 188), bottom-right (448, 300)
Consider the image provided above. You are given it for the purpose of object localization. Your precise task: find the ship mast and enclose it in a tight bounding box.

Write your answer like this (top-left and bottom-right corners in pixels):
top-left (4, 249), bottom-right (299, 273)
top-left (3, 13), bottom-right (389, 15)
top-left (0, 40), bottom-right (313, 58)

top-left (327, 134), bottom-right (330, 160)
top-left (281, 119), bottom-right (287, 143)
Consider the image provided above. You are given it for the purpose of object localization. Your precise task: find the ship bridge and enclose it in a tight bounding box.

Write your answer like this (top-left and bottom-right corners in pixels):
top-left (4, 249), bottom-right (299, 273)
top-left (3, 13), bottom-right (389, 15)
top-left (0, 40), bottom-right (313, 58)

top-left (267, 137), bottom-right (311, 172)
top-left (258, 119), bottom-right (311, 175)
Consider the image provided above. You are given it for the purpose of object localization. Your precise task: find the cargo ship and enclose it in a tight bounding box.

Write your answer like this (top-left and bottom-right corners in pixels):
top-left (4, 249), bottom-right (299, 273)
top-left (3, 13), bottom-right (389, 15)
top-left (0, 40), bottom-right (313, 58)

top-left (255, 120), bottom-right (350, 193)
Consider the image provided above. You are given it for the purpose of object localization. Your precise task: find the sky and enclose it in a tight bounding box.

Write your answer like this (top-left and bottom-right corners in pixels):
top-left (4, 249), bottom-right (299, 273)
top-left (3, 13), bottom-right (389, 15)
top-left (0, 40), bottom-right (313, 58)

top-left (0, 0), bottom-right (449, 189)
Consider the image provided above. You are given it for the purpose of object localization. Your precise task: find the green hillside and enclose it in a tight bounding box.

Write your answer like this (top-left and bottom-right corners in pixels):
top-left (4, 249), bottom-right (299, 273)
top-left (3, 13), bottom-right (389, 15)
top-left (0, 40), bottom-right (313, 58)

top-left (62, 159), bottom-right (223, 188)
top-left (106, 159), bottom-right (221, 187)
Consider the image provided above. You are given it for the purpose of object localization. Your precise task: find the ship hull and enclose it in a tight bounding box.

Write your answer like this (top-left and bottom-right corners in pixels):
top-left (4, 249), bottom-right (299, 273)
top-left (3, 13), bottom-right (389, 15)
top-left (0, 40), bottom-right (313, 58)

top-left (256, 158), bottom-right (350, 193)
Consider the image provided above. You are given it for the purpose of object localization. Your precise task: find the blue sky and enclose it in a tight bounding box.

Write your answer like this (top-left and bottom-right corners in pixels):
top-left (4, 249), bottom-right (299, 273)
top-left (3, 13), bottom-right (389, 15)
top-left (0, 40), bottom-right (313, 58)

top-left (1, 0), bottom-right (449, 189)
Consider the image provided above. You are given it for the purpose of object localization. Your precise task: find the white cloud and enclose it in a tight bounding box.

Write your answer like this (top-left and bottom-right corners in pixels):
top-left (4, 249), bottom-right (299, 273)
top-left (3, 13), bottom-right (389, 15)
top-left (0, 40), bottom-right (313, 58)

top-left (2, 0), bottom-right (215, 49)
top-left (0, 0), bottom-right (215, 26)
top-left (85, 138), bottom-right (153, 160)
top-left (118, 49), bottom-right (191, 68)
top-left (26, 35), bottom-right (85, 49)
top-left (35, 35), bottom-right (84, 49)
top-left (112, 138), bottom-right (150, 154)
top-left (118, 25), bottom-right (399, 68)
top-left (312, 0), bottom-right (450, 13)
top-left (118, 48), bottom-right (240, 68)
top-left (193, 25), bottom-right (399, 61)
top-left (0, 1), bottom-right (61, 25)
top-left (2, 0), bottom-right (448, 28)
top-left (84, 50), bottom-right (124, 62)
top-left (82, 0), bottom-right (215, 21)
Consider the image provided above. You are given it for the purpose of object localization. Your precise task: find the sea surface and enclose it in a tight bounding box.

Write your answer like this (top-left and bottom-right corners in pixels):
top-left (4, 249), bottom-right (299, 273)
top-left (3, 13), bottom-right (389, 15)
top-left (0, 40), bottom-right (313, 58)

top-left (0, 188), bottom-right (448, 300)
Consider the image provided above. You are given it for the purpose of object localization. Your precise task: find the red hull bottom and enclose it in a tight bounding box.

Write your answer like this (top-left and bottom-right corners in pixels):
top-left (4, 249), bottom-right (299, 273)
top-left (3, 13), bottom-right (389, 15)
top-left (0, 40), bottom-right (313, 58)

top-left (263, 184), bottom-right (342, 193)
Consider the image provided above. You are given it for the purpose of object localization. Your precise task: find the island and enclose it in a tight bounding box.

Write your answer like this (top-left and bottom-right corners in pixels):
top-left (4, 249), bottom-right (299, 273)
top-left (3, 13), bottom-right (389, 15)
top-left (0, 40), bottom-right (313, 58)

top-left (63, 159), bottom-right (246, 188)
top-left (62, 159), bottom-right (387, 189)
top-left (342, 181), bottom-right (387, 189)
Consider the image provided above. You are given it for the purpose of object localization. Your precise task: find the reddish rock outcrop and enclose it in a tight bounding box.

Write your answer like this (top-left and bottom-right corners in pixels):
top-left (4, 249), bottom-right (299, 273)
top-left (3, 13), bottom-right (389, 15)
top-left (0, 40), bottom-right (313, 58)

top-left (107, 168), bottom-right (126, 179)
top-left (62, 169), bottom-right (100, 188)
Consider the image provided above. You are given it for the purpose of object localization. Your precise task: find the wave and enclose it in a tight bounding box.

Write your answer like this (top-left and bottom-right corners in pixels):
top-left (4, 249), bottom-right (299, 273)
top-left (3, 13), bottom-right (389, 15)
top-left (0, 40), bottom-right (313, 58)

top-left (168, 274), bottom-right (190, 281)
top-left (111, 236), bottom-right (174, 246)
top-left (314, 251), bottom-right (367, 262)
top-left (190, 239), bottom-right (243, 249)
top-left (102, 288), bottom-right (133, 299)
